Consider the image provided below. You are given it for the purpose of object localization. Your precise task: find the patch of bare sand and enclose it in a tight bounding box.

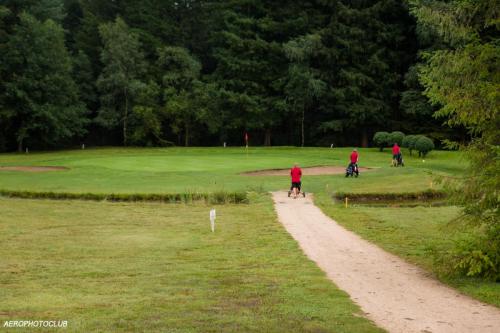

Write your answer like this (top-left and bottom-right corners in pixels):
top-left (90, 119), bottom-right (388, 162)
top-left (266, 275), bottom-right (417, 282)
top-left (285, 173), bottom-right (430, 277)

top-left (0, 166), bottom-right (69, 172)
top-left (242, 165), bottom-right (373, 176)
top-left (272, 191), bottom-right (500, 333)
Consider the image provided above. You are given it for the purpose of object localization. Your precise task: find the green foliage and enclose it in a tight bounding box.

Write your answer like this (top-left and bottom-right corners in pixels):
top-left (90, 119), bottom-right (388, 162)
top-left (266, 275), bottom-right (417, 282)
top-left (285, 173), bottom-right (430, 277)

top-left (130, 80), bottom-right (169, 146)
top-left (415, 136), bottom-right (434, 157)
top-left (412, 0), bottom-right (499, 279)
top-left (402, 134), bottom-right (419, 155)
top-left (373, 132), bottom-right (390, 151)
top-left (0, 189), bottom-right (248, 204)
top-left (0, 0), bottom-right (474, 149)
top-left (451, 224), bottom-right (500, 280)
top-left (333, 189), bottom-right (446, 202)
top-left (96, 17), bottom-right (147, 146)
top-left (389, 131), bottom-right (405, 146)
top-left (158, 46), bottom-right (205, 146)
top-left (284, 34), bottom-right (326, 147)
top-left (3, 12), bottom-right (87, 151)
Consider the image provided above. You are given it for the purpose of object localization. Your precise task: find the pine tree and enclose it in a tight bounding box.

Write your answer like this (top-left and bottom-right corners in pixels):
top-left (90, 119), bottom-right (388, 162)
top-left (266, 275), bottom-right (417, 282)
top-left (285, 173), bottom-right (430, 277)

top-left (411, 0), bottom-right (500, 279)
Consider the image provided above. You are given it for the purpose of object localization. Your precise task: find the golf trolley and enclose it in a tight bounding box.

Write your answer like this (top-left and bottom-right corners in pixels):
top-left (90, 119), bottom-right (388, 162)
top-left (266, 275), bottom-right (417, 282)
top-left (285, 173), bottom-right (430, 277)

top-left (288, 184), bottom-right (306, 198)
top-left (392, 154), bottom-right (405, 167)
top-left (345, 163), bottom-right (359, 177)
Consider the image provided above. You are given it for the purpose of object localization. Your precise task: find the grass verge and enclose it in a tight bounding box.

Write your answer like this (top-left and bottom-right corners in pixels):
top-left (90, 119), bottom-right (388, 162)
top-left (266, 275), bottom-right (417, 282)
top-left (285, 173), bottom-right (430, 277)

top-left (0, 195), bottom-right (383, 333)
top-left (315, 193), bottom-right (500, 307)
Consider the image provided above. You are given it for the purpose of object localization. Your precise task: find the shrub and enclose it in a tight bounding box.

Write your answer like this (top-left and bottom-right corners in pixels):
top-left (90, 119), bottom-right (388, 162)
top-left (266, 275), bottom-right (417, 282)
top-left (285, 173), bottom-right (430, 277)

top-left (415, 136), bottom-right (434, 157)
top-left (402, 135), bottom-right (419, 155)
top-left (389, 131), bottom-right (405, 146)
top-left (440, 223), bottom-right (500, 281)
top-left (373, 131), bottom-right (390, 151)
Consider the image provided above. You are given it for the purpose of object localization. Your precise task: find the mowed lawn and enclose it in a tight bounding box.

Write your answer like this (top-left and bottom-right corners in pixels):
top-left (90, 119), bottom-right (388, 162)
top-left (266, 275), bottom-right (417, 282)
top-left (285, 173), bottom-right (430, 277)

top-left (0, 196), bottom-right (383, 333)
top-left (315, 193), bottom-right (500, 307)
top-left (0, 147), bottom-right (466, 194)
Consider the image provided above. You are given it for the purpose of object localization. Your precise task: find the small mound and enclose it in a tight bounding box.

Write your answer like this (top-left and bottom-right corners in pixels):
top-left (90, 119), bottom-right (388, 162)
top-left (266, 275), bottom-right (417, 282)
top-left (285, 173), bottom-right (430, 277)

top-left (0, 166), bottom-right (69, 172)
top-left (242, 166), bottom-right (373, 176)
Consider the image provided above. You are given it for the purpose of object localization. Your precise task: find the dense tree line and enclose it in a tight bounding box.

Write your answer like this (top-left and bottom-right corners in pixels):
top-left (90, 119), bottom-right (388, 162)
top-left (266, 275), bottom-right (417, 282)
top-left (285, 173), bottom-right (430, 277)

top-left (411, 0), bottom-right (499, 280)
top-left (0, 0), bottom-right (479, 150)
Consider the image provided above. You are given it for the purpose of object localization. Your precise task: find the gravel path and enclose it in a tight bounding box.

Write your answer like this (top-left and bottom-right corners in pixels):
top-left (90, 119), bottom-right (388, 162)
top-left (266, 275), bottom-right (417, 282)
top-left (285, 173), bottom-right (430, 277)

top-left (272, 191), bottom-right (500, 333)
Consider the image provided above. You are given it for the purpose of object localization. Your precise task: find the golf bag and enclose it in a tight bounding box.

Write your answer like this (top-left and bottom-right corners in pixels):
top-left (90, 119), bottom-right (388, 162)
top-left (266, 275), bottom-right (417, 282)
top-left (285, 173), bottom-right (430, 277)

top-left (288, 182), bottom-right (306, 198)
top-left (393, 153), bottom-right (404, 167)
top-left (346, 163), bottom-right (359, 177)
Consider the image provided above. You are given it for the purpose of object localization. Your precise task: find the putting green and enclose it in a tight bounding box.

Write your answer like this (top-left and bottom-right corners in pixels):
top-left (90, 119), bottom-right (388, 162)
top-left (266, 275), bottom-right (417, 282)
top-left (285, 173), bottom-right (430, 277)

top-left (0, 147), bottom-right (465, 194)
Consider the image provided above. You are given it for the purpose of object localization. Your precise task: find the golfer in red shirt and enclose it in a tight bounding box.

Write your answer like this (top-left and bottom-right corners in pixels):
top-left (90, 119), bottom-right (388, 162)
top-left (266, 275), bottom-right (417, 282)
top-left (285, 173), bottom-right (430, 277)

top-left (348, 149), bottom-right (359, 176)
top-left (290, 163), bottom-right (302, 199)
top-left (350, 149), bottom-right (358, 164)
top-left (392, 143), bottom-right (401, 166)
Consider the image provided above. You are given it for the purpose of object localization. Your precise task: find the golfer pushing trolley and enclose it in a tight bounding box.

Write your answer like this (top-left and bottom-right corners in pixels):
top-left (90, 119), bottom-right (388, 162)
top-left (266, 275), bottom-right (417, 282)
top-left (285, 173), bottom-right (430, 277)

top-left (288, 163), bottom-right (306, 199)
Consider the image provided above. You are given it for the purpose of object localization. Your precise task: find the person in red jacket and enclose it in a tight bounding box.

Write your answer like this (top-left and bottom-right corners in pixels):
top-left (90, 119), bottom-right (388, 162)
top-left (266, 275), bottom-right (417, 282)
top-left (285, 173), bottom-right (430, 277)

top-left (289, 163), bottom-right (302, 199)
top-left (392, 143), bottom-right (401, 166)
top-left (350, 149), bottom-right (359, 164)
top-left (347, 149), bottom-right (359, 177)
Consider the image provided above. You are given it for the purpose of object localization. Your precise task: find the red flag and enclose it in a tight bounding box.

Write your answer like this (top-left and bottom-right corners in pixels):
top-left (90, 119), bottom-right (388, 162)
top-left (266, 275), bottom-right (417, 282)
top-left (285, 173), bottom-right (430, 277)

top-left (244, 132), bottom-right (249, 144)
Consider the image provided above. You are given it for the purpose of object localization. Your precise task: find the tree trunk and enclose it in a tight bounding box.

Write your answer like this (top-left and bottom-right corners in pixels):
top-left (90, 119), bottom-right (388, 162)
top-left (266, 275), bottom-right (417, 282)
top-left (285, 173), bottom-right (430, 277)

top-left (301, 107), bottom-right (305, 147)
top-left (264, 128), bottom-right (271, 146)
top-left (17, 138), bottom-right (23, 152)
top-left (184, 123), bottom-right (189, 147)
top-left (361, 128), bottom-right (368, 148)
top-left (17, 129), bottom-right (25, 152)
top-left (123, 89), bottom-right (128, 146)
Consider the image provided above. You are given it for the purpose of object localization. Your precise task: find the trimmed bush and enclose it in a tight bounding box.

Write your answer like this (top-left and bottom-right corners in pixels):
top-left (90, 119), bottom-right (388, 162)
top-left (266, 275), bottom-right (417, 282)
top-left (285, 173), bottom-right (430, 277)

top-left (415, 136), bottom-right (434, 157)
top-left (373, 131), bottom-right (390, 151)
top-left (402, 135), bottom-right (419, 155)
top-left (389, 131), bottom-right (405, 146)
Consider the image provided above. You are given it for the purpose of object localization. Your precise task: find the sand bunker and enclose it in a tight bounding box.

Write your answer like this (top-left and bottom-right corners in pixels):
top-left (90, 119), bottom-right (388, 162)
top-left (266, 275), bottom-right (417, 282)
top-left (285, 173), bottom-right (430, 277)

top-left (0, 166), bottom-right (69, 172)
top-left (242, 166), bottom-right (373, 176)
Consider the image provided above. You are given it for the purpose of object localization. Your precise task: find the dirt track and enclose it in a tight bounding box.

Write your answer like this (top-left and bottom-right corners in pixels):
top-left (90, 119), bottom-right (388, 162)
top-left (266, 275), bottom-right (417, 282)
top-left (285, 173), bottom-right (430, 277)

top-left (272, 191), bottom-right (500, 333)
top-left (242, 165), bottom-right (373, 176)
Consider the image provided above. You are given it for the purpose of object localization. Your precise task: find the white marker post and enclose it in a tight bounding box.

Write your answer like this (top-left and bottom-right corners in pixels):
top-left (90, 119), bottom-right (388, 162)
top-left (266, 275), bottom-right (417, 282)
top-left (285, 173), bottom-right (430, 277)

top-left (210, 209), bottom-right (216, 232)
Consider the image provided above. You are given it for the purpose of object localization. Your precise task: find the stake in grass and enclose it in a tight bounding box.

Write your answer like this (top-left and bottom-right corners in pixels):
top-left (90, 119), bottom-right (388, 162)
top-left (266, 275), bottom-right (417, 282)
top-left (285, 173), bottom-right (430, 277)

top-left (210, 208), bottom-right (216, 232)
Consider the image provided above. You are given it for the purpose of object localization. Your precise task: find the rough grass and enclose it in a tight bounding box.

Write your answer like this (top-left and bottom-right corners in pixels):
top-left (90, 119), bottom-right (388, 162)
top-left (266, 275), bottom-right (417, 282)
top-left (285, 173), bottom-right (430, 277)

top-left (0, 189), bottom-right (248, 204)
top-left (315, 193), bottom-right (500, 307)
top-left (0, 196), bottom-right (383, 333)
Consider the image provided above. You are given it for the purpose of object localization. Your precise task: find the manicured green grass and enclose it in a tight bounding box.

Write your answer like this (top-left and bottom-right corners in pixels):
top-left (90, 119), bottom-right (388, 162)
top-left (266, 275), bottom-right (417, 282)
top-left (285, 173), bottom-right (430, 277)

top-left (0, 147), bottom-right (466, 194)
top-left (0, 196), bottom-right (383, 332)
top-left (315, 193), bottom-right (500, 307)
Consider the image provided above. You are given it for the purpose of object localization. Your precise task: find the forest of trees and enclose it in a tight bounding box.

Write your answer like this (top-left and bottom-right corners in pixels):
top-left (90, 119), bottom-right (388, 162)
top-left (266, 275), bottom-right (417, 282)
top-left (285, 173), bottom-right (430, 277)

top-left (0, 0), bottom-right (491, 151)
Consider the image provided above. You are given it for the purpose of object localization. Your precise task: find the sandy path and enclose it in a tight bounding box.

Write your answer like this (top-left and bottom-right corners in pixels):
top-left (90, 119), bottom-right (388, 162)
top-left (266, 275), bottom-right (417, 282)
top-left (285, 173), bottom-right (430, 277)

top-left (272, 191), bottom-right (500, 333)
